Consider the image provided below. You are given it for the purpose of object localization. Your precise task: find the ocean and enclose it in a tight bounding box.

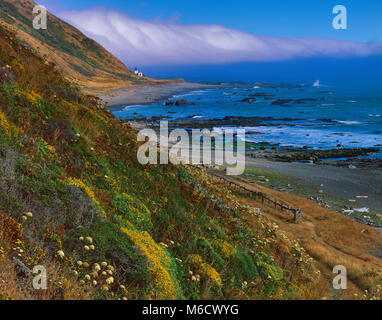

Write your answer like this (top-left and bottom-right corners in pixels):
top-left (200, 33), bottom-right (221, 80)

top-left (112, 82), bottom-right (382, 159)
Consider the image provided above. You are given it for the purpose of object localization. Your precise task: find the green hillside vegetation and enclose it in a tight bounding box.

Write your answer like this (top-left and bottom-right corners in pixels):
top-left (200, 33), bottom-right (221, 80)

top-left (0, 24), bottom-right (322, 300)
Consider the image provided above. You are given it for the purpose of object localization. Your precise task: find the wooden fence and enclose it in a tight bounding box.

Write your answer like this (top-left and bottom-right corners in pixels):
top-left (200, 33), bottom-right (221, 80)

top-left (190, 165), bottom-right (301, 223)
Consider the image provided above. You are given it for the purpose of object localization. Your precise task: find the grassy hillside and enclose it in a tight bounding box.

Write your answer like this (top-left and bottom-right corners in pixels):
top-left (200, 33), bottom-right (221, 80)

top-left (2, 22), bottom-right (382, 301)
top-left (0, 22), bottom-right (331, 300)
top-left (0, 0), bottom-right (163, 93)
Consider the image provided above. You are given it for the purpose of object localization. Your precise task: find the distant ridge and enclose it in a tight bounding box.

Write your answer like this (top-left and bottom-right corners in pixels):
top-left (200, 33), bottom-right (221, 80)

top-left (0, 0), bottom-right (161, 93)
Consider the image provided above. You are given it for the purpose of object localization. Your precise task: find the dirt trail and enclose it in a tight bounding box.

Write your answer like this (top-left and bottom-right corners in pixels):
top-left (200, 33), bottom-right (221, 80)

top-left (207, 168), bottom-right (382, 298)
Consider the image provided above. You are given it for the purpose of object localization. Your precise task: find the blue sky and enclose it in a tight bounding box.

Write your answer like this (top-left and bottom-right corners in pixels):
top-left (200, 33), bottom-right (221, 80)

top-left (36, 0), bottom-right (382, 84)
top-left (40, 0), bottom-right (382, 42)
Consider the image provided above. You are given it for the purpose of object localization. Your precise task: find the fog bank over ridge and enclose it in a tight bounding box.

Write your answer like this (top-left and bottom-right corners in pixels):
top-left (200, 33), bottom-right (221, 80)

top-left (59, 8), bottom-right (382, 66)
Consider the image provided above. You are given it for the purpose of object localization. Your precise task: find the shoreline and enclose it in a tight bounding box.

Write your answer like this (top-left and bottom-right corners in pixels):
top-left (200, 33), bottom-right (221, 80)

top-left (127, 116), bottom-right (382, 216)
top-left (107, 82), bottom-right (382, 224)
top-left (127, 119), bottom-right (382, 224)
top-left (99, 81), bottom-right (224, 108)
top-left (243, 157), bottom-right (382, 215)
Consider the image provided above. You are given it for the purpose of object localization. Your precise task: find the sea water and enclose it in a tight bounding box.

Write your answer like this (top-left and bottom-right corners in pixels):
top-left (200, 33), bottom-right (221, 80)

top-left (113, 83), bottom-right (382, 158)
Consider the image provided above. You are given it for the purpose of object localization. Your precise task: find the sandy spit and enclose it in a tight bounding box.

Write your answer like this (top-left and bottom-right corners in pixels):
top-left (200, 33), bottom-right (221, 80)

top-left (99, 82), bottom-right (221, 107)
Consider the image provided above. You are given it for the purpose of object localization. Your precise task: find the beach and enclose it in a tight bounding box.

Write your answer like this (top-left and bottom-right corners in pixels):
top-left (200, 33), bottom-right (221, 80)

top-left (105, 81), bottom-right (382, 224)
top-left (100, 81), bottom-right (221, 107)
top-left (244, 157), bottom-right (382, 213)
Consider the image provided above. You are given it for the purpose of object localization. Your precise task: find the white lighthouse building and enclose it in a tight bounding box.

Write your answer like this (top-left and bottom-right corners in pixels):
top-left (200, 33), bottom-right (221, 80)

top-left (134, 67), bottom-right (143, 77)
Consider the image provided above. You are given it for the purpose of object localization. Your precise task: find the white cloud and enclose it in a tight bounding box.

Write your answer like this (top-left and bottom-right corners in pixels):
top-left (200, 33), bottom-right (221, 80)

top-left (59, 8), bottom-right (382, 66)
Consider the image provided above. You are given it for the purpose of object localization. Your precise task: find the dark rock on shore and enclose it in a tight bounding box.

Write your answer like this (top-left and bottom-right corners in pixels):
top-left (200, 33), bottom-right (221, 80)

top-left (272, 99), bottom-right (293, 105)
top-left (252, 82), bottom-right (305, 89)
top-left (316, 91), bottom-right (334, 94)
top-left (166, 116), bottom-right (295, 129)
top-left (165, 99), bottom-right (197, 106)
top-left (249, 92), bottom-right (275, 97)
top-left (128, 115), bottom-right (308, 129)
top-left (296, 98), bottom-right (319, 102)
top-left (317, 158), bottom-right (382, 169)
top-left (272, 98), bottom-right (320, 106)
top-left (242, 97), bottom-right (256, 103)
top-left (125, 115), bottom-right (172, 122)
top-left (316, 118), bottom-right (337, 123)
top-left (246, 148), bottom-right (379, 163)
top-left (175, 99), bottom-right (188, 106)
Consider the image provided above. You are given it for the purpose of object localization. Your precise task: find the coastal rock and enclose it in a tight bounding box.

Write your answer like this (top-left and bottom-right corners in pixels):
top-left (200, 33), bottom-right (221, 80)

top-left (247, 148), bottom-right (379, 163)
top-left (137, 115), bottom-right (309, 129)
top-left (165, 100), bottom-right (174, 106)
top-left (175, 99), bottom-right (189, 106)
top-left (317, 157), bottom-right (382, 169)
top-left (272, 99), bottom-right (293, 105)
top-left (241, 97), bottom-right (256, 103)
top-left (295, 98), bottom-right (319, 102)
top-left (249, 92), bottom-right (275, 97)
top-left (271, 98), bottom-right (318, 106)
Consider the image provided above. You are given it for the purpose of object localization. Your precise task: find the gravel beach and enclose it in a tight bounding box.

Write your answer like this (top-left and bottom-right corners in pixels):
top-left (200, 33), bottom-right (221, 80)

top-left (104, 82), bottom-right (382, 216)
top-left (244, 157), bottom-right (382, 213)
top-left (99, 82), bottom-right (220, 107)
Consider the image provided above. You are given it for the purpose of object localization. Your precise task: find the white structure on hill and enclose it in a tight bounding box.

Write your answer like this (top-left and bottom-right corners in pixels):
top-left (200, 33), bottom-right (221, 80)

top-left (134, 67), bottom-right (143, 77)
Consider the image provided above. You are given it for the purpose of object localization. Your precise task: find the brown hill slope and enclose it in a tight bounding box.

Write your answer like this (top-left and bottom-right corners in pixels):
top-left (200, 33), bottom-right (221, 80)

top-left (0, 0), bottom-right (159, 93)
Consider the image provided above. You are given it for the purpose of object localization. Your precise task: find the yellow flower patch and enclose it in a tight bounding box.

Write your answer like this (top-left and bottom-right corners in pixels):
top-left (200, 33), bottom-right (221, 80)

top-left (66, 178), bottom-right (107, 217)
top-left (120, 222), bottom-right (179, 299)
top-left (25, 90), bottom-right (42, 105)
top-left (34, 137), bottom-right (57, 161)
top-left (189, 254), bottom-right (222, 287)
top-left (0, 111), bottom-right (10, 133)
top-left (214, 240), bottom-right (237, 258)
top-left (0, 110), bottom-right (20, 137)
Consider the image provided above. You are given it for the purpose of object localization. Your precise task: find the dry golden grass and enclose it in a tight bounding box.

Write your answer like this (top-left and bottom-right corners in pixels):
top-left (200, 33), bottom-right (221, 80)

top-left (0, 11), bottom-right (176, 95)
top-left (0, 214), bottom-right (90, 300)
top-left (217, 173), bottom-right (382, 300)
top-left (0, 256), bottom-right (92, 300)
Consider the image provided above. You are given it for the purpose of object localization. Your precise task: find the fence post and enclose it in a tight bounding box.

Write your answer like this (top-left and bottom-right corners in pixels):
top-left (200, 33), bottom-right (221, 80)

top-left (275, 199), bottom-right (277, 209)
top-left (294, 209), bottom-right (301, 223)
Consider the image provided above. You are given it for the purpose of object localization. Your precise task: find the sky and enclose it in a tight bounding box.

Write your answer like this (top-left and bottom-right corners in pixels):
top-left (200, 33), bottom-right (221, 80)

top-left (39, 0), bottom-right (382, 42)
top-left (37, 0), bottom-right (382, 83)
